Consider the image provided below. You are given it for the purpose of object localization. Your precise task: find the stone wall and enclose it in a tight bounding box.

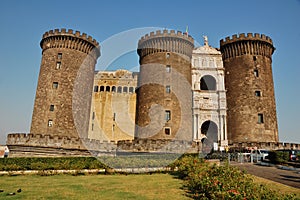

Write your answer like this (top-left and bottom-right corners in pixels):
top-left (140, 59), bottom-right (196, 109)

top-left (88, 70), bottom-right (137, 142)
top-left (117, 139), bottom-right (198, 153)
top-left (6, 133), bottom-right (200, 157)
top-left (6, 133), bottom-right (300, 157)
top-left (230, 141), bottom-right (300, 150)
top-left (6, 133), bottom-right (117, 157)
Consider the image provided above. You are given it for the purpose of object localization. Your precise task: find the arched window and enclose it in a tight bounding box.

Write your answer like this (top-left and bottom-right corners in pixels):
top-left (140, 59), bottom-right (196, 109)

top-left (117, 86), bottom-right (122, 93)
top-left (93, 86), bottom-right (99, 92)
top-left (106, 86), bottom-right (110, 92)
top-left (200, 75), bottom-right (216, 90)
top-left (100, 86), bottom-right (104, 92)
top-left (112, 86), bottom-right (116, 92)
top-left (129, 87), bottom-right (134, 93)
top-left (123, 86), bottom-right (128, 93)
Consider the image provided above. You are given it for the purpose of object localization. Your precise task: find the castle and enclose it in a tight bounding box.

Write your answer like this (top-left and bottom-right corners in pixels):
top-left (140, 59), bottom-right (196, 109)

top-left (7, 28), bottom-right (290, 157)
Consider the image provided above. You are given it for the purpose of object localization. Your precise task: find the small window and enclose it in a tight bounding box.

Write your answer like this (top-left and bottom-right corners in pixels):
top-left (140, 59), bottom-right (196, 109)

top-left (91, 123), bottom-right (94, 131)
top-left (92, 112), bottom-right (95, 120)
top-left (123, 87), bottom-right (128, 93)
top-left (57, 53), bottom-right (62, 59)
top-left (112, 86), bottom-right (116, 92)
top-left (106, 86), bottom-right (110, 92)
top-left (49, 105), bottom-right (54, 111)
top-left (254, 69), bottom-right (259, 77)
top-left (253, 56), bottom-right (257, 61)
top-left (165, 110), bottom-right (171, 122)
top-left (166, 65), bottom-right (171, 73)
top-left (166, 53), bottom-right (170, 59)
top-left (94, 86), bottom-right (99, 92)
top-left (258, 114), bottom-right (264, 124)
top-left (166, 85), bottom-right (171, 93)
top-left (129, 87), bottom-right (134, 93)
top-left (53, 82), bottom-right (58, 89)
top-left (255, 91), bottom-right (261, 97)
top-left (165, 127), bottom-right (171, 135)
top-left (48, 120), bottom-right (53, 127)
top-left (56, 62), bottom-right (61, 69)
top-left (100, 86), bottom-right (104, 92)
top-left (117, 86), bottom-right (122, 93)
top-left (113, 113), bottom-right (116, 121)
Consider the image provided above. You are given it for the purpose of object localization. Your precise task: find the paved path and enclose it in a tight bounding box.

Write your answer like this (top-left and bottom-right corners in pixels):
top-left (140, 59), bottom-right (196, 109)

top-left (232, 162), bottom-right (300, 189)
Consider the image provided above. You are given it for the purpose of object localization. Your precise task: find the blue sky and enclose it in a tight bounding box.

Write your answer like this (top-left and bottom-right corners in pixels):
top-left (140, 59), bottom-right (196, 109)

top-left (0, 0), bottom-right (299, 144)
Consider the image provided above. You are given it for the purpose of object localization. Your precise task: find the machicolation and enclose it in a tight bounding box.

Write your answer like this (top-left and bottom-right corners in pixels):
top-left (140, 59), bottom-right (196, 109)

top-left (41, 28), bottom-right (100, 58)
top-left (138, 29), bottom-right (194, 59)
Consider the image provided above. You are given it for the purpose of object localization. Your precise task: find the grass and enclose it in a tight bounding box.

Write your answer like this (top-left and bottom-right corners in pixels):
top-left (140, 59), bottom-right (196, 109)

top-left (252, 176), bottom-right (300, 197)
top-left (0, 172), bottom-right (299, 199)
top-left (0, 173), bottom-right (190, 200)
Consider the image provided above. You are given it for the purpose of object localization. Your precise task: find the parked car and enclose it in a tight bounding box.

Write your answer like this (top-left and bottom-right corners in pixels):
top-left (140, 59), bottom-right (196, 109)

top-left (251, 149), bottom-right (269, 162)
top-left (276, 149), bottom-right (298, 161)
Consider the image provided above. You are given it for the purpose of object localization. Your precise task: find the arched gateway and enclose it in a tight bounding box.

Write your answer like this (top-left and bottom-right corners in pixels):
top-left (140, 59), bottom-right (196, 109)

top-left (201, 120), bottom-right (218, 154)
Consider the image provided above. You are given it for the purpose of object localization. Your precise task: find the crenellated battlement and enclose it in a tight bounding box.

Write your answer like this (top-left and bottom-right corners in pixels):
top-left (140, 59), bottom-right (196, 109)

top-left (139, 29), bottom-right (194, 45)
top-left (6, 133), bottom-right (117, 152)
top-left (42, 28), bottom-right (100, 46)
top-left (40, 28), bottom-right (100, 58)
top-left (220, 33), bottom-right (273, 46)
top-left (117, 139), bottom-right (196, 153)
top-left (138, 29), bottom-right (194, 59)
top-left (220, 33), bottom-right (275, 59)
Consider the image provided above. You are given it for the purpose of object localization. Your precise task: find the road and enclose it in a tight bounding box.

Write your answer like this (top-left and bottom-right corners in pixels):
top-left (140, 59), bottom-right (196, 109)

top-left (232, 162), bottom-right (300, 189)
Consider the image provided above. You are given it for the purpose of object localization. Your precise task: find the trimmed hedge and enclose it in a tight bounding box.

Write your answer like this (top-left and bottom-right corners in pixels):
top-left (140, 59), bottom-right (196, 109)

top-left (0, 154), bottom-right (181, 171)
top-left (0, 157), bottom-right (108, 171)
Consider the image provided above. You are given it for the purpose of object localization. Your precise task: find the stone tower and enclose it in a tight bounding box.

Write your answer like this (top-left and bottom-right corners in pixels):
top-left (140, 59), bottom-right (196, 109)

top-left (135, 30), bottom-right (194, 140)
top-left (30, 28), bottom-right (100, 139)
top-left (220, 33), bottom-right (278, 143)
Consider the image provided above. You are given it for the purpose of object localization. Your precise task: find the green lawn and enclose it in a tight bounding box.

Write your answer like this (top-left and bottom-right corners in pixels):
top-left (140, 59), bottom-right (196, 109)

top-left (252, 176), bottom-right (300, 198)
top-left (0, 172), bottom-right (299, 200)
top-left (0, 173), bottom-right (190, 200)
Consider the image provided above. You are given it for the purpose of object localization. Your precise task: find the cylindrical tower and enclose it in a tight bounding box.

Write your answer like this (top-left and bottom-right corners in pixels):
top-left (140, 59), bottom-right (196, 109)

top-left (135, 30), bottom-right (194, 140)
top-left (220, 33), bottom-right (278, 143)
top-left (30, 28), bottom-right (100, 139)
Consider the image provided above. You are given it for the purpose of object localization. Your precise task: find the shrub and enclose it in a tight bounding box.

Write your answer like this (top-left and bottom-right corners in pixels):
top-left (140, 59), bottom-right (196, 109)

top-left (174, 156), bottom-right (297, 199)
top-left (3, 164), bottom-right (23, 171)
top-left (268, 151), bottom-right (290, 164)
top-left (171, 155), bottom-right (204, 179)
top-left (30, 162), bottom-right (48, 170)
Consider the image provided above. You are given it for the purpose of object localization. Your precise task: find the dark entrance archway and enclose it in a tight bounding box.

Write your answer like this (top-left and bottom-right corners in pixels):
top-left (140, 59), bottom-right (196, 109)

top-left (200, 75), bottom-right (216, 91)
top-left (201, 120), bottom-right (218, 154)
